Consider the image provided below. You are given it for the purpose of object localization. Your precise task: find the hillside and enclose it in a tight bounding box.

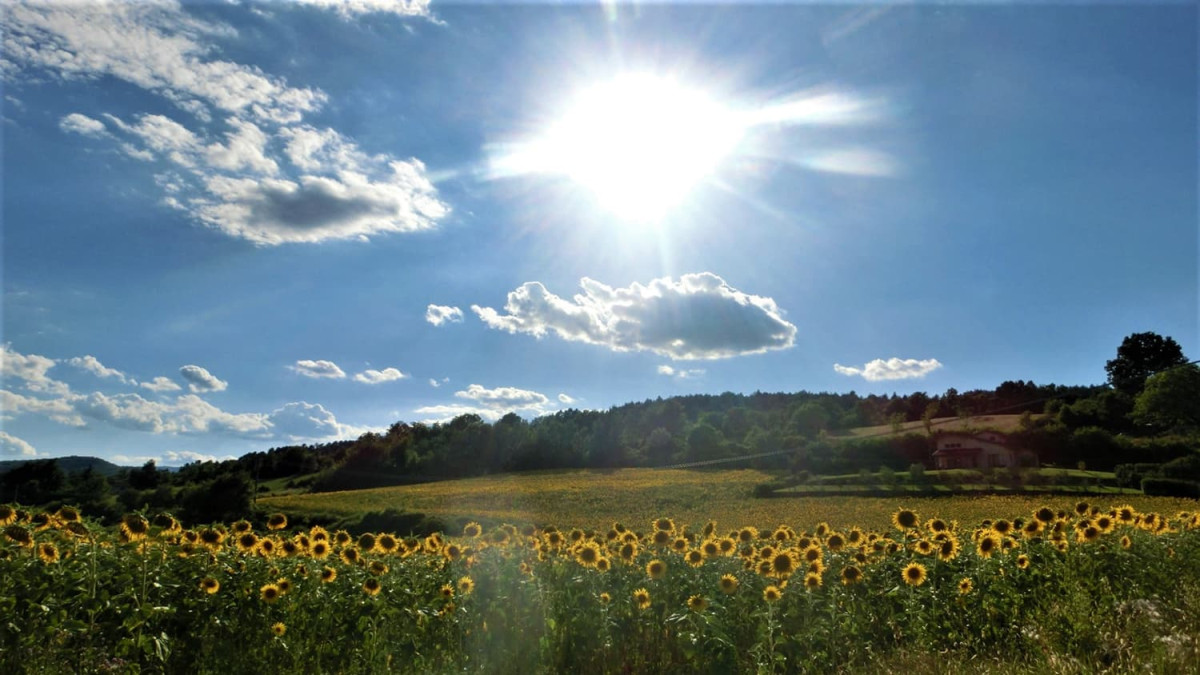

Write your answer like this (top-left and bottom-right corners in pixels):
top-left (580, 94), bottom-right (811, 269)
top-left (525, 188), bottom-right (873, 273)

top-left (0, 455), bottom-right (123, 476)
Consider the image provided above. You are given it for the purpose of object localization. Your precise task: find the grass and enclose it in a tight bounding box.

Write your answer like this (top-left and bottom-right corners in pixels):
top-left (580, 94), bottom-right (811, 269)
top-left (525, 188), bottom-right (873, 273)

top-left (833, 414), bottom-right (1034, 438)
top-left (260, 467), bottom-right (1196, 532)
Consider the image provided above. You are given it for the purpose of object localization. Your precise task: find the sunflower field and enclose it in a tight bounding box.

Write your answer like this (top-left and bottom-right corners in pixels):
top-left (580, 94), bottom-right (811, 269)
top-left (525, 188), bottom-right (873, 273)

top-left (2, 501), bottom-right (1199, 673)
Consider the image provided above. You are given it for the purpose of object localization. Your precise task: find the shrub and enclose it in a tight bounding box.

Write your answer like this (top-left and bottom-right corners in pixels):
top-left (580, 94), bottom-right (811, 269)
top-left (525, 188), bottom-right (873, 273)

top-left (1140, 477), bottom-right (1200, 498)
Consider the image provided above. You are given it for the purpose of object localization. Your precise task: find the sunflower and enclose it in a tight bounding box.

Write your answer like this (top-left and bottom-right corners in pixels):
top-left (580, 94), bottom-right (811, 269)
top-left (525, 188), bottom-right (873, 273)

top-left (737, 526), bottom-right (758, 543)
top-left (37, 542), bottom-right (59, 564)
top-left (630, 587), bottom-right (652, 611)
top-left (200, 577), bottom-right (220, 594)
top-left (1077, 526), bottom-right (1101, 543)
top-left (1022, 520), bottom-right (1043, 538)
top-left (770, 551), bottom-right (796, 578)
top-left (1120, 535), bottom-right (1132, 550)
top-left (718, 537), bottom-right (737, 556)
top-left (276, 578), bottom-right (292, 594)
top-left (772, 526), bottom-right (792, 542)
top-left (840, 565), bottom-right (863, 586)
top-left (958, 578), bottom-right (973, 595)
top-left (687, 594), bottom-right (709, 612)
top-left (199, 528), bottom-right (224, 549)
top-left (271, 622), bottom-right (286, 637)
top-left (1115, 505), bottom-right (1137, 524)
top-left (544, 531), bottom-right (564, 548)
top-left (5, 525), bottom-right (33, 548)
top-left (645, 558), bottom-right (667, 579)
top-left (797, 572), bottom-right (818, 590)
top-left (914, 540), bottom-right (934, 556)
top-left (826, 533), bottom-right (846, 552)
top-left (902, 562), bottom-right (927, 587)
top-left (462, 521), bottom-right (483, 538)
top-left (1016, 554), bottom-right (1030, 569)
top-left (619, 542), bottom-right (639, 563)
top-left (702, 539), bottom-right (721, 559)
top-left (308, 540), bottom-right (330, 559)
top-left (443, 543), bottom-right (463, 561)
top-left (938, 538), bottom-right (960, 562)
top-left (369, 561), bottom-right (389, 576)
top-left (266, 513), bottom-right (288, 531)
top-left (0, 505), bottom-right (16, 527)
top-left (439, 584), bottom-right (454, 599)
top-left (55, 506), bottom-right (81, 524)
top-left (1095, 515), bottom-right (1115, 534)
top-left (672, 537), bottom-right (689, 554)
top-left (593, 591), bottom-right (610, 606)
top-left (892, 509), bottom-right (920, 531)
top-left (357, 533), bottom-right (377, 552)
top-left (260, 583), bottom-right (282, 603)
top-left (360, 578), bottom-right (381, 596)
top-left (377, 534), bottom-right (399, 554)
top-left (976, 534), bottom-right (999, 559)
top-left (120, 514), bottom-right (150, 542)
top-left (654, 517), bottom-right (675, 533)
top-left (457, 576), bottom-right (474, 595)
top-left (575, 542), bottom-right (601, 568)
top-left (257, 538), bottom-right (277, 557)
top-left (762, 585), bottom-right (782, 603)
top-left (647, 529), bottom-right (671, 548)
top-left (318, 566), bottom-right (337, 583)
top-left (992, 520), bottom-right (1012, 536)
top-left (678, 549), bottom-right (700, 568)
top-left (719, 573), bottom-right (739, 594)
top-left (596, 556), bottom-right (611, 572)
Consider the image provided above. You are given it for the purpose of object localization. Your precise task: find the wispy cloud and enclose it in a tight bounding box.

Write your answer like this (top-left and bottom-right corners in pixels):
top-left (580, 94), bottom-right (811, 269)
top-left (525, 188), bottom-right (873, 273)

top-left (833, 357), bottom-right (943, 382)
top-left (657, 364), bottom-right (705, 379)
top-left (473, 273), bottom-right (797, 360)
top-left (67, 355), bottom-right (129, 383)
top-left (5, 1), bottom-right (447, 244)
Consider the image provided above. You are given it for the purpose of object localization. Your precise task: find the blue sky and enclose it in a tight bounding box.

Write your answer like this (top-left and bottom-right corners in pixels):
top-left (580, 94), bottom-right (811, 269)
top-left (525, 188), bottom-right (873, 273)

top-left (2, 1), bottom-right (1196, 465)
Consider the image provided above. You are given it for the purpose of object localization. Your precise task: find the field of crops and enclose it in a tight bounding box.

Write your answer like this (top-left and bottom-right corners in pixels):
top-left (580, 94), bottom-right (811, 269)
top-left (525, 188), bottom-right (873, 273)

top-left (4, 499), bottom-right (1200, 673)
top-left (260, 467), bottom-right (1198, 533)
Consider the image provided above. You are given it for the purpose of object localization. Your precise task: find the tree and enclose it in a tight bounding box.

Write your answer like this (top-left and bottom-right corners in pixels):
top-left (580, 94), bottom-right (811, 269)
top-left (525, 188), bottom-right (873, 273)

top-left (1133, 364), bottom-right (1200, 432)
top-left (1105, 332), bottom-right (1189, 395)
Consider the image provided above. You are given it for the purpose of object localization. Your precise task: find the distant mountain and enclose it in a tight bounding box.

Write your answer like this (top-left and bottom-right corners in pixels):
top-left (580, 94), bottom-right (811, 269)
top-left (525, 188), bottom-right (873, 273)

top-left (0, 456), bottom-right (124, 477)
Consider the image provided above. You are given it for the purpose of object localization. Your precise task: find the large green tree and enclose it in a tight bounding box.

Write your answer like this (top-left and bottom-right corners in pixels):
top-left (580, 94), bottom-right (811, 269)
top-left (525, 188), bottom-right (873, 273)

top-left (1105, 332), bottom-right (1189, 395)
top-left (1133, 364), bottom-right (1200, 432)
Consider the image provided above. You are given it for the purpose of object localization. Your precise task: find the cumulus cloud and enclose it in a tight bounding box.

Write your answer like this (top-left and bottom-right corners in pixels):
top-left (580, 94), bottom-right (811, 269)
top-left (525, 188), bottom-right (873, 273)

top-left (179, 364), bottom-right (228, 392)
top-left (0, 343), bottom-right (70, 395)
top-left (0, 431), bottom-right (37, 457)
top-left (425, 304), bottom-right (464, 326)
top-left (657, 364), bottom-right (705, 379)
top-left (140, 376), bottom-right (182, 393)
top-left (0, 389), bottom-right (85, 427)
top-left (472, 273), bottom-right (797, 360)
top-left (59, 112), bottom-right (107, 136)
top-left (75, 392), bottom-right (270, 434)
top-left (354, 368), bottom-right (406, 384)
top-left (414, 383), bottom-right (555, 422)
top-left (557, 393), bottom-right (576, 405)
top-left (833, 357), bottom-right (944, 382)
top-left (267, 401), bottom-right (362, 440)
top-left (290, 359), bottom-right (347, 379)
top-left (67, 355), bottom-right (129, 382)
top-left (5, 1), bottom-right (448, 245)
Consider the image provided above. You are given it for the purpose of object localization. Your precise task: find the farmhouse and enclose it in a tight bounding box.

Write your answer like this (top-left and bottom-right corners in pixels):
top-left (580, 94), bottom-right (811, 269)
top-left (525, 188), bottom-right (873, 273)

top-left (932, 431), bottom-right (1037, 469)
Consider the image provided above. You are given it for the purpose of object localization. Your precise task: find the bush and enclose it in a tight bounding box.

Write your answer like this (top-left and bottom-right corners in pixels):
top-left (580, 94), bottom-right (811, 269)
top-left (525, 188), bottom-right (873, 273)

top-left (1115, 463), bottom-right (1163, 489)
top-left (1140, 477), bottom-right (1200, 498)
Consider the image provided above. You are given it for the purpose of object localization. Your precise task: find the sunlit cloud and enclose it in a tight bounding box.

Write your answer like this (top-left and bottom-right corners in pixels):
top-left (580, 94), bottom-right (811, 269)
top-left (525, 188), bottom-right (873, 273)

top-left (658, 364), bottom-right (705, 379)
top-left (140, 376), bottom-right (182, 393)
top-left (289, 359), bottom-right (347, 379)
top-left (353, 367), bottom-right (406, 384)
top-left (67, 355), bottom-right (129, 383)
top-left (425, 304), bottom-right (464, 326)
top-left (179, 364), bottom-right (228, 392)
top-left (833, 358), bottom-right (943, 382)
top-left (472, 273), bottom-right (797, 360)
top-left (0, 431), bottom-right (38, 457)
top-left (414, 383), bottom-right (556, 423)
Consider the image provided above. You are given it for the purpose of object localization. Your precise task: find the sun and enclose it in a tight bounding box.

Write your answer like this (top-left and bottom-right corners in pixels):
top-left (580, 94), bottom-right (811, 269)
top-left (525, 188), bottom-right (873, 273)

top-left (502, 73), bottom-right (745, 222)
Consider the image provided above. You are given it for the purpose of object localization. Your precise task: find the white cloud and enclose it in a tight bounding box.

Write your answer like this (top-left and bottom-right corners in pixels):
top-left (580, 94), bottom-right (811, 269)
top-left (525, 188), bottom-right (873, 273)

top-left (293, 0), bottom-right (434, 18)
top-left (472, 273), bottom-right (797, 360)
top-left (179, 364), bottom-right (228, 392)
top-left (290, 359), bottom-right (347, 379)
top-left (267, 401), bottom-right (364, 440)
top-left (354, 367), bottom-right (406, 384)
top-left (140, 376), bottom-right (182, 393)
top-left (1, 344), bottom-right (72, 395)
top-left (0, 431), bottom-right (37, 457)
top-left (425, 304), bottom-right (464, 326)
top-left (415, 383), bottom-right (556, 423)
top-left (59, 112), bottom-right (106, 136)
top-left (657, 364), bottom-right (705, 379)
top-left (429, 377), bottom-right (448, 388)
top-left (111, 450), bottom-right (238, 466)
top-left (833, 357), bottom-right (944, 382)
top-left (557, 393), bottom-right (576, 404)
top-left (6, 1), bottom-right (448, 245)
top-left (67, 355), bottom-right (129, 382)
top-left (0, 389), bottom-right (85, 427)
top-left (72, 392), bottom-right (270, 435)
